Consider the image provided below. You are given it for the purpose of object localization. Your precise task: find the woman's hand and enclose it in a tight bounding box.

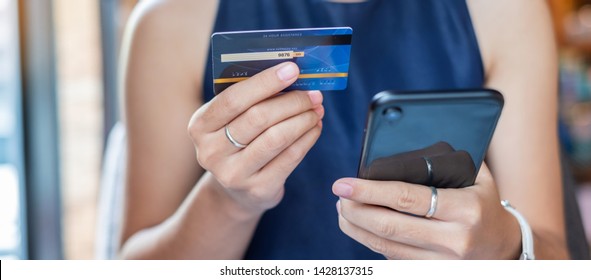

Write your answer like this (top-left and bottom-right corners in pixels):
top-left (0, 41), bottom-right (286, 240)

top-left (188, 62), bottom-right (324, 217)
top-left (333, 163), bottom-right (523, 259)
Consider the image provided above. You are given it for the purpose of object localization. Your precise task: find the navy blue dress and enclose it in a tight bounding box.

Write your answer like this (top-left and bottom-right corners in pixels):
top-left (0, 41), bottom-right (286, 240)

top-left (202, 0), bottom-right (484, 259)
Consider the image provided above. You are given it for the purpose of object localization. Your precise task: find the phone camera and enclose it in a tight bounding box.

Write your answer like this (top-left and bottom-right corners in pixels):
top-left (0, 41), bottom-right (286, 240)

top-left (383, 107), bottom-right (402, 121)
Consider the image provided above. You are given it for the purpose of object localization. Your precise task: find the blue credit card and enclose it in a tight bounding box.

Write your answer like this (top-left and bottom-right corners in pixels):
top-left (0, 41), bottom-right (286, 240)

top-left (211, 27), bottom-right (353, 94)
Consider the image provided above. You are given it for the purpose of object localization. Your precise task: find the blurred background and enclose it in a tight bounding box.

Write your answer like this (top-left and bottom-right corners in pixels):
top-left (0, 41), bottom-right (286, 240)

top-left (0, 0), bottom-right (590, 259)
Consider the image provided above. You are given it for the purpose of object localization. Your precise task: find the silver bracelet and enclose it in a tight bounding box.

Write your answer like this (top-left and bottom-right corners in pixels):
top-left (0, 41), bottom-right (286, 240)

top-left (501, 200), bottom-right (535, 260)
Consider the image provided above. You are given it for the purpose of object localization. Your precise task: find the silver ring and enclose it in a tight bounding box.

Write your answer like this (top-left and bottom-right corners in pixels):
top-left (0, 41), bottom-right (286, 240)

top-left (425, 186), bottom-right (438, 218)
top-left (225, 125), bottom-right (247, 149)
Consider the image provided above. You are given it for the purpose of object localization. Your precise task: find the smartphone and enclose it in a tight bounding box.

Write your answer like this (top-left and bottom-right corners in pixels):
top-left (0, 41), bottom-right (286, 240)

top-left (357, 89), bottom-right (504, 188)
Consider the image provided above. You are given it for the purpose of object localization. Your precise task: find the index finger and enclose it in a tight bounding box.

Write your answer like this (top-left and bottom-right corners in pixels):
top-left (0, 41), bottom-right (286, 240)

top-left (199, 62), bottom-right (300, 132)
top-left (332, 178), bottom-right (458, 221)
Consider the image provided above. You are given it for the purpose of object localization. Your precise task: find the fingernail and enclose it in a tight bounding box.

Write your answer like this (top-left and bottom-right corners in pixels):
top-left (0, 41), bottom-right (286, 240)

top-left (333, 182), bottom-right (353, 198)
top-left (308, 90), bottom-right (323, 106)
top-left (336, 200), bottom-right (341, 214)
top-left (313, 106), bottom-right (325, 118)
top-left (276, 63), bottom-right (299, 81)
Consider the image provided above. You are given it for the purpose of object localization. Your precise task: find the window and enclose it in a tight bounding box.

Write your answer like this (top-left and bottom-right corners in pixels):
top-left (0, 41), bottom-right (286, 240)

top-left (0, 0), bottom-right (27, 260)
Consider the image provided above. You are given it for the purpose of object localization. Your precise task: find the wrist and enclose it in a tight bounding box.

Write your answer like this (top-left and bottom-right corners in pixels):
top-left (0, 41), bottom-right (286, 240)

top-left (199, 172), bottom-right (265, 222)
top-left (500, 206), bottom-right (522, 260)
top-left (501, 200), bottom-right (535, 260)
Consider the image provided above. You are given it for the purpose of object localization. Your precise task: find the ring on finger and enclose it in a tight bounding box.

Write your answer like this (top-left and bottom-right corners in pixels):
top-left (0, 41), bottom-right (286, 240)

top-left (424, 186), bottom-right (438, 218)
top-left (225, 125), bottom-right (247, 149)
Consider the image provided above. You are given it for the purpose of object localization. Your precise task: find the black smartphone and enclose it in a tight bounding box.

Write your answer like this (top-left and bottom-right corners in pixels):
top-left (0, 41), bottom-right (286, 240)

top-left (357, 89), bottom-right (504, 188)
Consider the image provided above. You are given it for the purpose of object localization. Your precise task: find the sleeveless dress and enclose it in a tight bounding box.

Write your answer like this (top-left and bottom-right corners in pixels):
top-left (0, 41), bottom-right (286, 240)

top-left (202, 0), bottom-right (484, 259)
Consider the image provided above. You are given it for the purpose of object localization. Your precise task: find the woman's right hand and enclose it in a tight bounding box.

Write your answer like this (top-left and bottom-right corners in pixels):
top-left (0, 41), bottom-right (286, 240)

top-left (188, 62), bottom-right (324, 216)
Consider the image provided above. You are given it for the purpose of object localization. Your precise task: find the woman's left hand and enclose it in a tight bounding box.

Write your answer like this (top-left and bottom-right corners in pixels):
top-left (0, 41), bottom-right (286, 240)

top-left (333, 163), bottom-right (522, 259)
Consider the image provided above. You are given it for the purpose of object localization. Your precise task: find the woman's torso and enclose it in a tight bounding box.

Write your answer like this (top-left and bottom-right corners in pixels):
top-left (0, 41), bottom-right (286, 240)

top-left (202, 0), bottom-right (484, 259)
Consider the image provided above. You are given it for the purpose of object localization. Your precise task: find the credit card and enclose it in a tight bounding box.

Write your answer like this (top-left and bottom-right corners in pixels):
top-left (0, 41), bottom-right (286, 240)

top-left (211, 27), bottom-right (353, 94)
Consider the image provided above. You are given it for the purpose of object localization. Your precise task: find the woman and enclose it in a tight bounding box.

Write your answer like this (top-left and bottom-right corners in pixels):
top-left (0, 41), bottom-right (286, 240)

top-left (118, 0), bottom-right (568, 259)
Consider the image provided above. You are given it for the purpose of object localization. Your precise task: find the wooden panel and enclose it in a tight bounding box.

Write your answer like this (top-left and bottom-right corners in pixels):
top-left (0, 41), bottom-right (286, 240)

top-left (549, 0), bottom-right (575, 45)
